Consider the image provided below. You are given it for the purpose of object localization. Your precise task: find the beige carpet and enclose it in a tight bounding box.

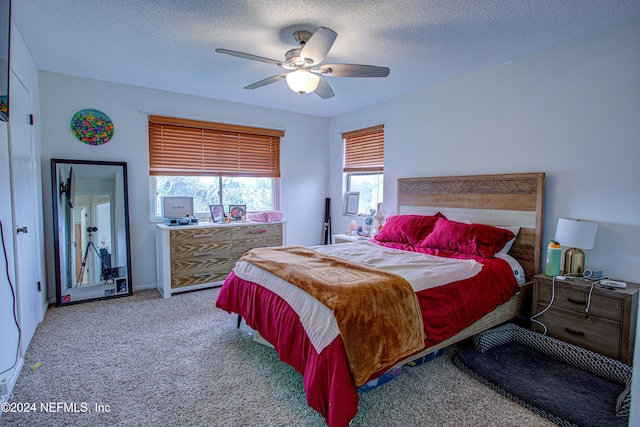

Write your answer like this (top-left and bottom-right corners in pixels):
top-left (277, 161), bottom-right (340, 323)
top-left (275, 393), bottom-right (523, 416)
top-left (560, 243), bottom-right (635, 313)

top-left (2, 288), bottom-right (555, 426)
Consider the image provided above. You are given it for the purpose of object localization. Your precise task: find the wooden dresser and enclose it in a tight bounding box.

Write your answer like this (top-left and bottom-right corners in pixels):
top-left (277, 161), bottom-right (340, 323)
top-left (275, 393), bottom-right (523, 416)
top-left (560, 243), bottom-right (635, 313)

top-left (532, 273), bottom-right (639, 365)
top-left (156, 221), bottom-right (284, 298)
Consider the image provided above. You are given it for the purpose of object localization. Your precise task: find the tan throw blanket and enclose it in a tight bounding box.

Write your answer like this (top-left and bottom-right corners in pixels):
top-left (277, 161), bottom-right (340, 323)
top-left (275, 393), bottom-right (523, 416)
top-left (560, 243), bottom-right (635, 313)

top-left (240, 245), bottom-right (425, 387)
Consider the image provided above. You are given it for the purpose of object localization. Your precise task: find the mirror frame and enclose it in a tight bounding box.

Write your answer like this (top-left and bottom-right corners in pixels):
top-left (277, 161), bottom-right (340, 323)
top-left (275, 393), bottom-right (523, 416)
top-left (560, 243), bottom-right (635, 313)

top-left (51, 158), bottom-right (133, 306)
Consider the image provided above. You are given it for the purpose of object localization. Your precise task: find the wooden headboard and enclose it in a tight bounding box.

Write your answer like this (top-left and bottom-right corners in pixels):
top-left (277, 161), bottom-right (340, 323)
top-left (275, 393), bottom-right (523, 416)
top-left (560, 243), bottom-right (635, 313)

top-left (397, 172), bottom-right (545, 281)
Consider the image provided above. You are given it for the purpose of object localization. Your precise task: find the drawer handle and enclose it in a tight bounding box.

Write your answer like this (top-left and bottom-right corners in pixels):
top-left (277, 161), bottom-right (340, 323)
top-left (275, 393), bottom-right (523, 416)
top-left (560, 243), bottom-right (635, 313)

top-left (565, 328), bottom-right (585, 337)
top-left (567, 297), bottom-right (586, 305)
top-left (193, 251), bottom-right (215, 257)
top-left (192, 233), bottom-right (216, 238)
top-left (193, 272), bottom-right (214, 278)
top-left (250, 229), bottom-right (267, 234)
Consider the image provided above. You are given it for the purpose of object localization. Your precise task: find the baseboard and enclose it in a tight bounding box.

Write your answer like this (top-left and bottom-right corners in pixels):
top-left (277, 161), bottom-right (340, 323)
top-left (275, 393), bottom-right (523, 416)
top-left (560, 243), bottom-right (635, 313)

top-left (0, 356), bottom-right (24, 407)
top-left (41, 300), bottom-right (48, 321)
top-left (134, 283), bottom-right (158, 291)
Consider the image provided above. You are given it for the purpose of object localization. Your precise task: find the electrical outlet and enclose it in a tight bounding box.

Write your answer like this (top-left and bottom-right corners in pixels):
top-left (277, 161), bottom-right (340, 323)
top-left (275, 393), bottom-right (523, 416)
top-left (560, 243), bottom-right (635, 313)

top-left (0, 378), bottom-right (8, 396)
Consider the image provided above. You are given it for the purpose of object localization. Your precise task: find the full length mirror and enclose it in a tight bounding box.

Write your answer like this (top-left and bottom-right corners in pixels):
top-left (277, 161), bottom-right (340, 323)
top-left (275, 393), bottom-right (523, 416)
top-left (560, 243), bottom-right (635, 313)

top-left (51, 159), bottom-right (132, 305)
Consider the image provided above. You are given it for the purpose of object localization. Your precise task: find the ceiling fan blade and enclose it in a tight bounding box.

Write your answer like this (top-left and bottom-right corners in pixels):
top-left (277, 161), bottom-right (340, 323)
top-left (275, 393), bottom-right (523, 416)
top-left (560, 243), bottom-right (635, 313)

top-left (244, 74), bottom-right (287, 90)
top-left (215, 48), bottom-right (284, 66)
top-left (314, 76), bottom-right (334, 99)
top-left (300, 27), bottom-right (337, 65)
top-left (317, 63), bottom-right (390, 78)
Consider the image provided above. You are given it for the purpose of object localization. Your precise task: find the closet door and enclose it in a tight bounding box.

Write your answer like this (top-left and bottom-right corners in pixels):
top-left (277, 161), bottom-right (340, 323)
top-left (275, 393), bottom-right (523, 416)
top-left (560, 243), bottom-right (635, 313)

top-left (9, 71), bottom-right (41, 349)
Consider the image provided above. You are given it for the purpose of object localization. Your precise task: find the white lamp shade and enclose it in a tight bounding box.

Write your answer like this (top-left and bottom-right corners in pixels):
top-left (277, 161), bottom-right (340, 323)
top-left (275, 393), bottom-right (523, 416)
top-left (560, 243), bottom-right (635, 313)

top-left (555, 217), bottom-right (598, 249)
top-left (285, 70), bottom-right (320, 94)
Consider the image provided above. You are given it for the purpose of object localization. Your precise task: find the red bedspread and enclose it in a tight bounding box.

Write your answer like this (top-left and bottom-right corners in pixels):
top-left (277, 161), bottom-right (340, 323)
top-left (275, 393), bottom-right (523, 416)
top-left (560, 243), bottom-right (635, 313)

top-left (216, 273), bottom-right (358, 426)
top-left (215, 244), bottom-right (519, 426)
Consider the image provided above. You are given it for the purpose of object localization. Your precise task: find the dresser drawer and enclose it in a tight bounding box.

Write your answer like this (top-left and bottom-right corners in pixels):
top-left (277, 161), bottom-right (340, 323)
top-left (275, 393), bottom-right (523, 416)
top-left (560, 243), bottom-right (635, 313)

top-left (232, 236), bottom-right (283, 259)
top-left (170, 241), bottom-right (232, 260)
top-left (534, 306), bottom-right (621, 360)
top-left (171, 270), bottom-right (232, 289)
top-left (171, 256), bottom-right (234, 277)
top-left (232, 223), bottom-right (282, 240)
top-left (536, 282), bottom-right (622, 322)
top-left (170, 227), bottom-right (232, 246)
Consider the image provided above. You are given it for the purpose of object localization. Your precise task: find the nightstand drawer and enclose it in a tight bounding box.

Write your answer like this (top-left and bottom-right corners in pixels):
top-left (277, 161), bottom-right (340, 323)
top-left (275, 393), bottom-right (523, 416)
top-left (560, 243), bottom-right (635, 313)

top-left (534, 307), bottom-right (621, 360)
top-left (537, 282), bottom-right (622, 322)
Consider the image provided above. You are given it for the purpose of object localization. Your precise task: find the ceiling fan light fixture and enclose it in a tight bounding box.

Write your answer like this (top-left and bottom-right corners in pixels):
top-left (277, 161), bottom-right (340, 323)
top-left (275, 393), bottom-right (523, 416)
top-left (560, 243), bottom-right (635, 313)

top-left (285, 70), bottom-right (320, 95)
top-left (216, 26), bottom-right (389, 99)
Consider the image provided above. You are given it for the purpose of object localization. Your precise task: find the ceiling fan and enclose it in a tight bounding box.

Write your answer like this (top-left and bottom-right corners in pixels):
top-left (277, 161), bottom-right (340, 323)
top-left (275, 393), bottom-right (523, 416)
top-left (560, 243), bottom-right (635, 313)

top-left (215, 26), bottom-right (390, 99)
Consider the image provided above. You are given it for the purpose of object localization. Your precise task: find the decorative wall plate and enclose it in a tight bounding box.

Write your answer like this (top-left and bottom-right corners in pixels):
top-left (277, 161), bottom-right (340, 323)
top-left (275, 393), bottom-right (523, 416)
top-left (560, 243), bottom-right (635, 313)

top-left (71, 109), bottom-right (114, 145)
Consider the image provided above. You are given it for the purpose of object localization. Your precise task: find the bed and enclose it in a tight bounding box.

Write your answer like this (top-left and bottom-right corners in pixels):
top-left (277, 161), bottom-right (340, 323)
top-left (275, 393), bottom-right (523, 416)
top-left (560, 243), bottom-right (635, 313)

top-left (216, 172), bottom-right (545, 426)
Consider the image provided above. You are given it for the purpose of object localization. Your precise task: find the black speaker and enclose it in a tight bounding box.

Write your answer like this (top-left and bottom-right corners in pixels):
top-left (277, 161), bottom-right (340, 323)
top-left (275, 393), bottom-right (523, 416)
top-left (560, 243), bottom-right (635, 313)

top-left (323, 198), bottom-right (331, 245)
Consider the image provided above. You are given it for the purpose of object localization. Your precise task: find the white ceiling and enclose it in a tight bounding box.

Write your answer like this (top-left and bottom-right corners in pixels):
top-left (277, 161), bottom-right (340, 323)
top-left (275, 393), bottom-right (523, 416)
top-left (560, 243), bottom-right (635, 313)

top-left (12, 1), bottom-right (640, 118)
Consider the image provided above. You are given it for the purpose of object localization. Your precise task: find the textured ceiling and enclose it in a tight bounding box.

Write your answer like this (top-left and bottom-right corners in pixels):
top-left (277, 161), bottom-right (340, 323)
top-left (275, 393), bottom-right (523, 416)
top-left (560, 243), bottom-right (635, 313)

top-left (12, 1), bottom-right (640, 118)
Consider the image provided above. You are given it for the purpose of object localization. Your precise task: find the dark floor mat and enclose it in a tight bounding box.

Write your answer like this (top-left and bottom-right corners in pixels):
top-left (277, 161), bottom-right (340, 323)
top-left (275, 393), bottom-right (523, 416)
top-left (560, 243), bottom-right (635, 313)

top-left (454, 342), bottom-right (626, 427)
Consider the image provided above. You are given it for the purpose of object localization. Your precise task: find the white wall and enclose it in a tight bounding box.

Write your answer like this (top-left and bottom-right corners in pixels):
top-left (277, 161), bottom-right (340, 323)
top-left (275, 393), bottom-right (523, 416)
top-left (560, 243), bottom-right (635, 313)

top-left (329, 21), bottom-right (640, 283)
top-left (38, 73), bottom-right (330, 295)
top-left (633, 312), bottom-right (640, 427)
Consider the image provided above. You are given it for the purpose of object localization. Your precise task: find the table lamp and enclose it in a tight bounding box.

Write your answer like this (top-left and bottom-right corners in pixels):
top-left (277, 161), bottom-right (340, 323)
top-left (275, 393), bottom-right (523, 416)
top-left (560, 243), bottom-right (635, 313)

top-left (554, 217), bottom-right (598, 275)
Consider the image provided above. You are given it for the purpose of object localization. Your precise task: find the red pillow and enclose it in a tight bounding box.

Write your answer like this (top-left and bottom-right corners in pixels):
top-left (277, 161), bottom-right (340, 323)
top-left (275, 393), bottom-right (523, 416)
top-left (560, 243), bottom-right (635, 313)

top-left (420, 217), bottom-right (515, 258)
top-left (374, 213), bottom-right (445, 245)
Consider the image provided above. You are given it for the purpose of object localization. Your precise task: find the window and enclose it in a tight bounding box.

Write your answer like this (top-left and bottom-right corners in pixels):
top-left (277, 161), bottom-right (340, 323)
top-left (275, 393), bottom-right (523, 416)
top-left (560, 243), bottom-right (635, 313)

top-left (148, 115), bottom-right (283, 220)
top-left (343, 125), bottom-right (384, 215)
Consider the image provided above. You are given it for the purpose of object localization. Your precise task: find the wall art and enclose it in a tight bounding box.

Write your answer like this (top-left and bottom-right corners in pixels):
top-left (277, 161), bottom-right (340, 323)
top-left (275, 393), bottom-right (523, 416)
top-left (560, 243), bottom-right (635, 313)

top-left (71, 109), bottom-right (115, 145)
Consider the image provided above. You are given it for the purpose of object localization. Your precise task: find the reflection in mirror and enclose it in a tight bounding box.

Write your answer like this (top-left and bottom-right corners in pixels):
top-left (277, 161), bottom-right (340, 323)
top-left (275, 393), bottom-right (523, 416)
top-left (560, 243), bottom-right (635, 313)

top-left (51, 159), bottom-right (132, 305)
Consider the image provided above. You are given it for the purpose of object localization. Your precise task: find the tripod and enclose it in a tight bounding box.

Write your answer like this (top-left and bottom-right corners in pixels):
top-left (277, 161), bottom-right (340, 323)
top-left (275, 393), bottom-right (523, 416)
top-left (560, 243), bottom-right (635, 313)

top-left (77, 227), bottom-right (102, 285)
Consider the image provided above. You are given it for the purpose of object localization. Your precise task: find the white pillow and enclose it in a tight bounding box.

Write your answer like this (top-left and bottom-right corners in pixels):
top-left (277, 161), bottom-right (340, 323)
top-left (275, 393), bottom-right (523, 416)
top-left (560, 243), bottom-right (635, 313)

top-left (494, 252), bottom-right (526, 284)
top-left (497, 226), bottom-right (520, 254)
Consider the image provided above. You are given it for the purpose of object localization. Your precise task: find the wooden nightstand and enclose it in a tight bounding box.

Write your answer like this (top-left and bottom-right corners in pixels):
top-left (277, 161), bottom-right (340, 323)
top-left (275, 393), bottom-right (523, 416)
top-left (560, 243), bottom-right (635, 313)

top-left (532, 273), bottom-right (639, 365)
top-left (331, 233), bottom-right (369, 244)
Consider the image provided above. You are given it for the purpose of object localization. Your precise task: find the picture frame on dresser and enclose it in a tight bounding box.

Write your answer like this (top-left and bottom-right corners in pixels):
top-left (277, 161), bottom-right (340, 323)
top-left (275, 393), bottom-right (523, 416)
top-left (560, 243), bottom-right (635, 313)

top-left (229, 204), bottom-right (246, 221)
top-left (209, 204), bottom-right (224, 222)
